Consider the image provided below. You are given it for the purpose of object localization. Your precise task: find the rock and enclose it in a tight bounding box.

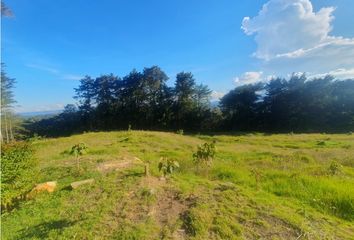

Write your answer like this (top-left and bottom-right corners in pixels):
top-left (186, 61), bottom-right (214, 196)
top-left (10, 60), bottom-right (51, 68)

top-left (32, 181), bottom-right (57, 193)
top-left (70, 179), bottom-right (94, 189)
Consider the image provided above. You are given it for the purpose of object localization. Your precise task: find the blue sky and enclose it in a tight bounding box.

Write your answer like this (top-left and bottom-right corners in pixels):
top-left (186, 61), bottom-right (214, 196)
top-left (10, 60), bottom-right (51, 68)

top-left (2, 0), bottom-right (354, 113)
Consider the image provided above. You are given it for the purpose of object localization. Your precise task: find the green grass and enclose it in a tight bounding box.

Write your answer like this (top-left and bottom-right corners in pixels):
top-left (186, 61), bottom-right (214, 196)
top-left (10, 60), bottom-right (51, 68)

top-left (2, 131), bottom-right (354, 239)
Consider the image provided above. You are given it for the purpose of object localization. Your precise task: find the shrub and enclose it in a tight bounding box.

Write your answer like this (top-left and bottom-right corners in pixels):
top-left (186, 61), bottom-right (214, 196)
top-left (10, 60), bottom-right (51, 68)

top-left (158, 157), bottom-right (180, 177)
top-left (1, 141), bottom-right (38, 210)
top-left (193, 141), bottom-right (216, 167)
top-left (69, 143), bottom-right (88, 171)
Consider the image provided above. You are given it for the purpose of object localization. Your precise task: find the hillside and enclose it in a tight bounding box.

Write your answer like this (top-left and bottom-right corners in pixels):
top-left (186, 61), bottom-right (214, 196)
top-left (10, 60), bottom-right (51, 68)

top-left (2, 131), bottom-right (354, 239)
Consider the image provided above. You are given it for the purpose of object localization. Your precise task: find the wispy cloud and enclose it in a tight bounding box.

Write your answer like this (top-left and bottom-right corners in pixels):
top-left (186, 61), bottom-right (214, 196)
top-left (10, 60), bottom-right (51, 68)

top-left (309, 68), bottom-right (354, 79)
top-left (26, 63), bottom-right (59, 74)
top-left (25, 63), bottom-right (83, 80)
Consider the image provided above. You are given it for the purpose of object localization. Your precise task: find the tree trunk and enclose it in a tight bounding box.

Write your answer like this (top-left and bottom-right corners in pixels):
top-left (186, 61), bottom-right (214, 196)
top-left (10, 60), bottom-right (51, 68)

top-left (4, 112), bottom-right (9, 143)
top-left (9, 114), bottom-right (14, 141)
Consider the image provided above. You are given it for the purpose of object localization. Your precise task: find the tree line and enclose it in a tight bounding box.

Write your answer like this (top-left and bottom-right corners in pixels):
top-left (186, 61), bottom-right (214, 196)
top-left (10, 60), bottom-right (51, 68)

top-left (23, 66), bottom-right (354, 137)
top-left (25, 66), bottom-right (220, 136)
top-left (220, 74), bottom-right (354, 132)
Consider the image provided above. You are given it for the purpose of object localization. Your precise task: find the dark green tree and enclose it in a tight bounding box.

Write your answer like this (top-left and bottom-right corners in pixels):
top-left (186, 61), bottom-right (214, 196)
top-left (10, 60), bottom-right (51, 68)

top-left (174, 72), bottom-right (197, 129)
top-left (220, 83), bottom-right (263, 130)
top-left (74, 76), bottom-right (95, 129)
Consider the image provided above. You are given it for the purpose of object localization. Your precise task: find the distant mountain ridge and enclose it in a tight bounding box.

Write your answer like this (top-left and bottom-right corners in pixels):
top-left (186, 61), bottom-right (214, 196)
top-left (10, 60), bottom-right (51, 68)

top-left (17, 110), bottom-right (62, 118)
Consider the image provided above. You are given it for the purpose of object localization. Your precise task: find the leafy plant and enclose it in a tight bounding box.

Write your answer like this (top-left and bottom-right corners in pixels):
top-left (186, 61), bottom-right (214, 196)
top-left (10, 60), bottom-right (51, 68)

top-left (70, 143), bottom-right (88, 171)
top-left (158, 157), bottom-right (180, 177)
top-left (193, 141), bottom-right (216, 168)
top-left (1, 141), bottom-right (38, 210)
top-left (328, 160), bottom-right (342, 175)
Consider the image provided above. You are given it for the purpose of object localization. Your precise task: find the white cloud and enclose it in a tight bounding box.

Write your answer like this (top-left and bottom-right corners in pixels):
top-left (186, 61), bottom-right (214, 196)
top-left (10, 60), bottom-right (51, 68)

top-left (309, 68), bottom-right (354, 79)
top-left (26, 63), bottom-right (82, 80)
top-left (234, 71), bottom-right (263, 85)
top-left (242, 0), bottom-right (354, 79)
top-left (211, 91), bottom-right (225, 101)
top-left (233, 71), bottom-right (278, 86)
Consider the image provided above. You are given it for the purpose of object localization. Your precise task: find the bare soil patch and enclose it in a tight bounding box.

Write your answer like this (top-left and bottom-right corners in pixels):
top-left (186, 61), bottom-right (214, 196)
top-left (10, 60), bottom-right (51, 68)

top-left (96, 156), bottom-right (141, 173)
top-left (116, 176), bottom-right (195, 239)
top-left (242, 212), bottom-right (301, 239)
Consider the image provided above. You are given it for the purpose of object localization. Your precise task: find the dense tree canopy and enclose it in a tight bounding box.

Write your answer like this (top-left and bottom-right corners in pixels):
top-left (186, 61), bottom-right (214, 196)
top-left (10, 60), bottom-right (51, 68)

top-left (220, 74), bottom-right (354, 132)
top-left (25, 67), bottom-right (354, 137)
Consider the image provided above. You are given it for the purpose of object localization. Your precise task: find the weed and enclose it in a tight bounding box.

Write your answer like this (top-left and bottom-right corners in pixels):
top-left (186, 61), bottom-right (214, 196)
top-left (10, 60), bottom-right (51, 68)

top-left (158, 157), bottom-right (180, 177)
top-left (193, 141), bottom-right (216, 169)
top-left (69, 143), bottom-right (88, 171)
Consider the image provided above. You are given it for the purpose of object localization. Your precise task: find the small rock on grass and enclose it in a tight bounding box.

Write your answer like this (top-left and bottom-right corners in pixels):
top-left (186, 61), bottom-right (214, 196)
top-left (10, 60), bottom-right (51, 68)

top-left (27, 181), bottom-right (57, 198)
top-left (70, 179), bottom-right (95, 189)
top-left (33, 181), bottom-right (57, 193)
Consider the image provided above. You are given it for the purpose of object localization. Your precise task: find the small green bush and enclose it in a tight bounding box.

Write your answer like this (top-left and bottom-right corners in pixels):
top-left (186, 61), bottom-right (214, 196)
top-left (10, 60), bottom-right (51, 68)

top-left (69, 143), bottom-right (88, 171)
top-left (1, 141), bottom-right (38, 210)
top-left (193, 141), bottom-right (216, 167)
top-left (158, 157), bottom-right (180, 177)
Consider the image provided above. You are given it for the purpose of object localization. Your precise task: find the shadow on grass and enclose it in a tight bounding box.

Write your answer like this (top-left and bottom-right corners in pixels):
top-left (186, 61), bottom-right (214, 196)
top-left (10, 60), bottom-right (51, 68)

top-left (17, 220), bottom-right (79, 239)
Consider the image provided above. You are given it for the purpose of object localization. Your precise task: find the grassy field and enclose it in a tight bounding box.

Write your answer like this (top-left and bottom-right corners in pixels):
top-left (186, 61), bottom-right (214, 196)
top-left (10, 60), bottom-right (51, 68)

top-left (1, 131), bottom-right (354, 239)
